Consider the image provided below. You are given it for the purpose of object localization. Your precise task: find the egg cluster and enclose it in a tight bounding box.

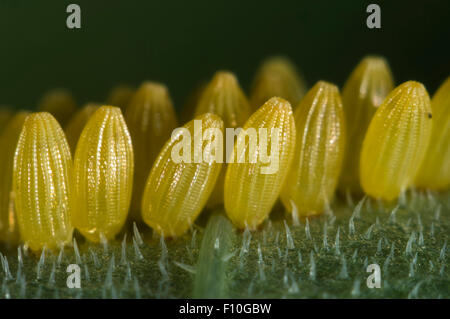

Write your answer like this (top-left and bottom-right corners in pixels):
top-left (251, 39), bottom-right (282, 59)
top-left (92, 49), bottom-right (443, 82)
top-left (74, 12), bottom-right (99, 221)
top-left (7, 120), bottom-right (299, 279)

top-left (0, 56), bottom-right (448, 251)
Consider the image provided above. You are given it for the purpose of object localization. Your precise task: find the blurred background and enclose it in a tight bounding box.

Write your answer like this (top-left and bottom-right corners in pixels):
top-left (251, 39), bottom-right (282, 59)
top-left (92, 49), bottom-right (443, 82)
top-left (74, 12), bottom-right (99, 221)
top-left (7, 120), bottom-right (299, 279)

top-left (0, 0), bottom-right (449, 111)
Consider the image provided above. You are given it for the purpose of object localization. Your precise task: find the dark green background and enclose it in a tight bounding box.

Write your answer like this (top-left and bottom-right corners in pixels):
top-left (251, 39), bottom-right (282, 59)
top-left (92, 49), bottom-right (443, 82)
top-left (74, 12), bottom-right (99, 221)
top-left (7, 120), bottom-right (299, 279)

top-left (0, 0), bottom-right (449, 110)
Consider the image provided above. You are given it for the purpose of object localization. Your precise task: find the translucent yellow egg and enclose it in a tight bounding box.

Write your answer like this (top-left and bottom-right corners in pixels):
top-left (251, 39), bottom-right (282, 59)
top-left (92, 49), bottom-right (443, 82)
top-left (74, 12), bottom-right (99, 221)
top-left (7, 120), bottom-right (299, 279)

top-left (72, 106), bottom-right (134, 242)
top-left (415, 77), bottom-right (450, 190)
top-left (0, 112), bottom-right (29, 244)
top-left (338, 56), bottom-right (394, 194)
top-left (125, 82), bottom-right (178, 217)
top-left (281, 81), bottom-right (346, 216)
top-left (142, 113), bottom-right (224, 237)
top-left (13, 112), bottom-right (73, 251)
top-left (250, 57), bottom-right (306, 110)
top-left (360, 81), bottom-right (432, 201)
top-left (37, 89), bottom-right (77, 127)
top-left (194, 71), bottom-right (251, 208)
top-left (224, 97), bottom-right (296, 229)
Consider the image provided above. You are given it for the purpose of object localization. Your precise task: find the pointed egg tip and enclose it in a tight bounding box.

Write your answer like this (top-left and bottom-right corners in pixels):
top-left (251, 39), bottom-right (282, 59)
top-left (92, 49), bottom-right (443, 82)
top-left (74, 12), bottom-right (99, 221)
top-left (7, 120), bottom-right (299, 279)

top-left (138, 81), bottom-right (169, 93)
top-left (400, 80), bottom-right (427, 94)
top-left (199, 71), bottom-right (242, 102)
top-left (82, 102), bottom-right (101, 109)
top-left (314, 80), bottom-right (339, 93)
top-left (302, 81), bottom-right (341, 108)
top-left (263, 96), bottom-right (293, 112)
top-left (91, 106), bottom-right (126, 125)
top-left (257, 56), bottom-right (301, 80)
top-left (40, 88), bottom-right (73, 99)
top-left (37, 89), bottom-right (76, 108)
top-left (211, 71), bottom-right (238, 85)
top-left (97, 105), bottom-right (123, 115)
top-left (361, 55), bottom-right (389, 66)
top-left (25, 111), bottom-right (57, 124)
top-left (395, 81), bottom-right (431, 106)
top-left (130, 82), bottom-right (173, 109)
top-left (262, 56), bottom-right (297, 69)
top-left (353, 56), bottom-right (393, 86)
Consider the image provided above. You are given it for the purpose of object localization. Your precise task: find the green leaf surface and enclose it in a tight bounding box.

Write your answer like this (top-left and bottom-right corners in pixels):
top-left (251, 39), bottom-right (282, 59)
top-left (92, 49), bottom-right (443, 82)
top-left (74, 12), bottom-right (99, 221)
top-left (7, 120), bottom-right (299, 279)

top-left (0, 191), bottom-right (448, 299)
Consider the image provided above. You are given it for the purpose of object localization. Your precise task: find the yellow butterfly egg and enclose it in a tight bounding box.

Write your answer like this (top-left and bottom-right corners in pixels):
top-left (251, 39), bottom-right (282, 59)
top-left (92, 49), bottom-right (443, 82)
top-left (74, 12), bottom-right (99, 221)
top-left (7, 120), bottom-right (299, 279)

top-left (338, 56), bottom-right (394, 194)
top-left (194, 71), bottom-right (251, 208)
top-left (142, 113), bottom-right (224, 238)
top-left (13, 112), bottom-right (73, 251)
top-left (415, 77), bottom-right (450, 190)
top-left (250, 57), bottom-right (307, 110)
top-left (281, 81), bottom-right (346, 216)
top-left (360, 81), bottom-right (432, 201)
top-left (72, 106), bottom-right (134, 242)
top-left (224, 97), bottom-right (296, 229)
top-left (125, 82), bottom-right (178, 217)
top-left (0, 111), bottom-right (29, 244)
top-left (107, 84), bottom-right (135, 112)
top-left (64, 102), bottom-right (100, 154)
top-left (37, 89), bottom-right (77, 127)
